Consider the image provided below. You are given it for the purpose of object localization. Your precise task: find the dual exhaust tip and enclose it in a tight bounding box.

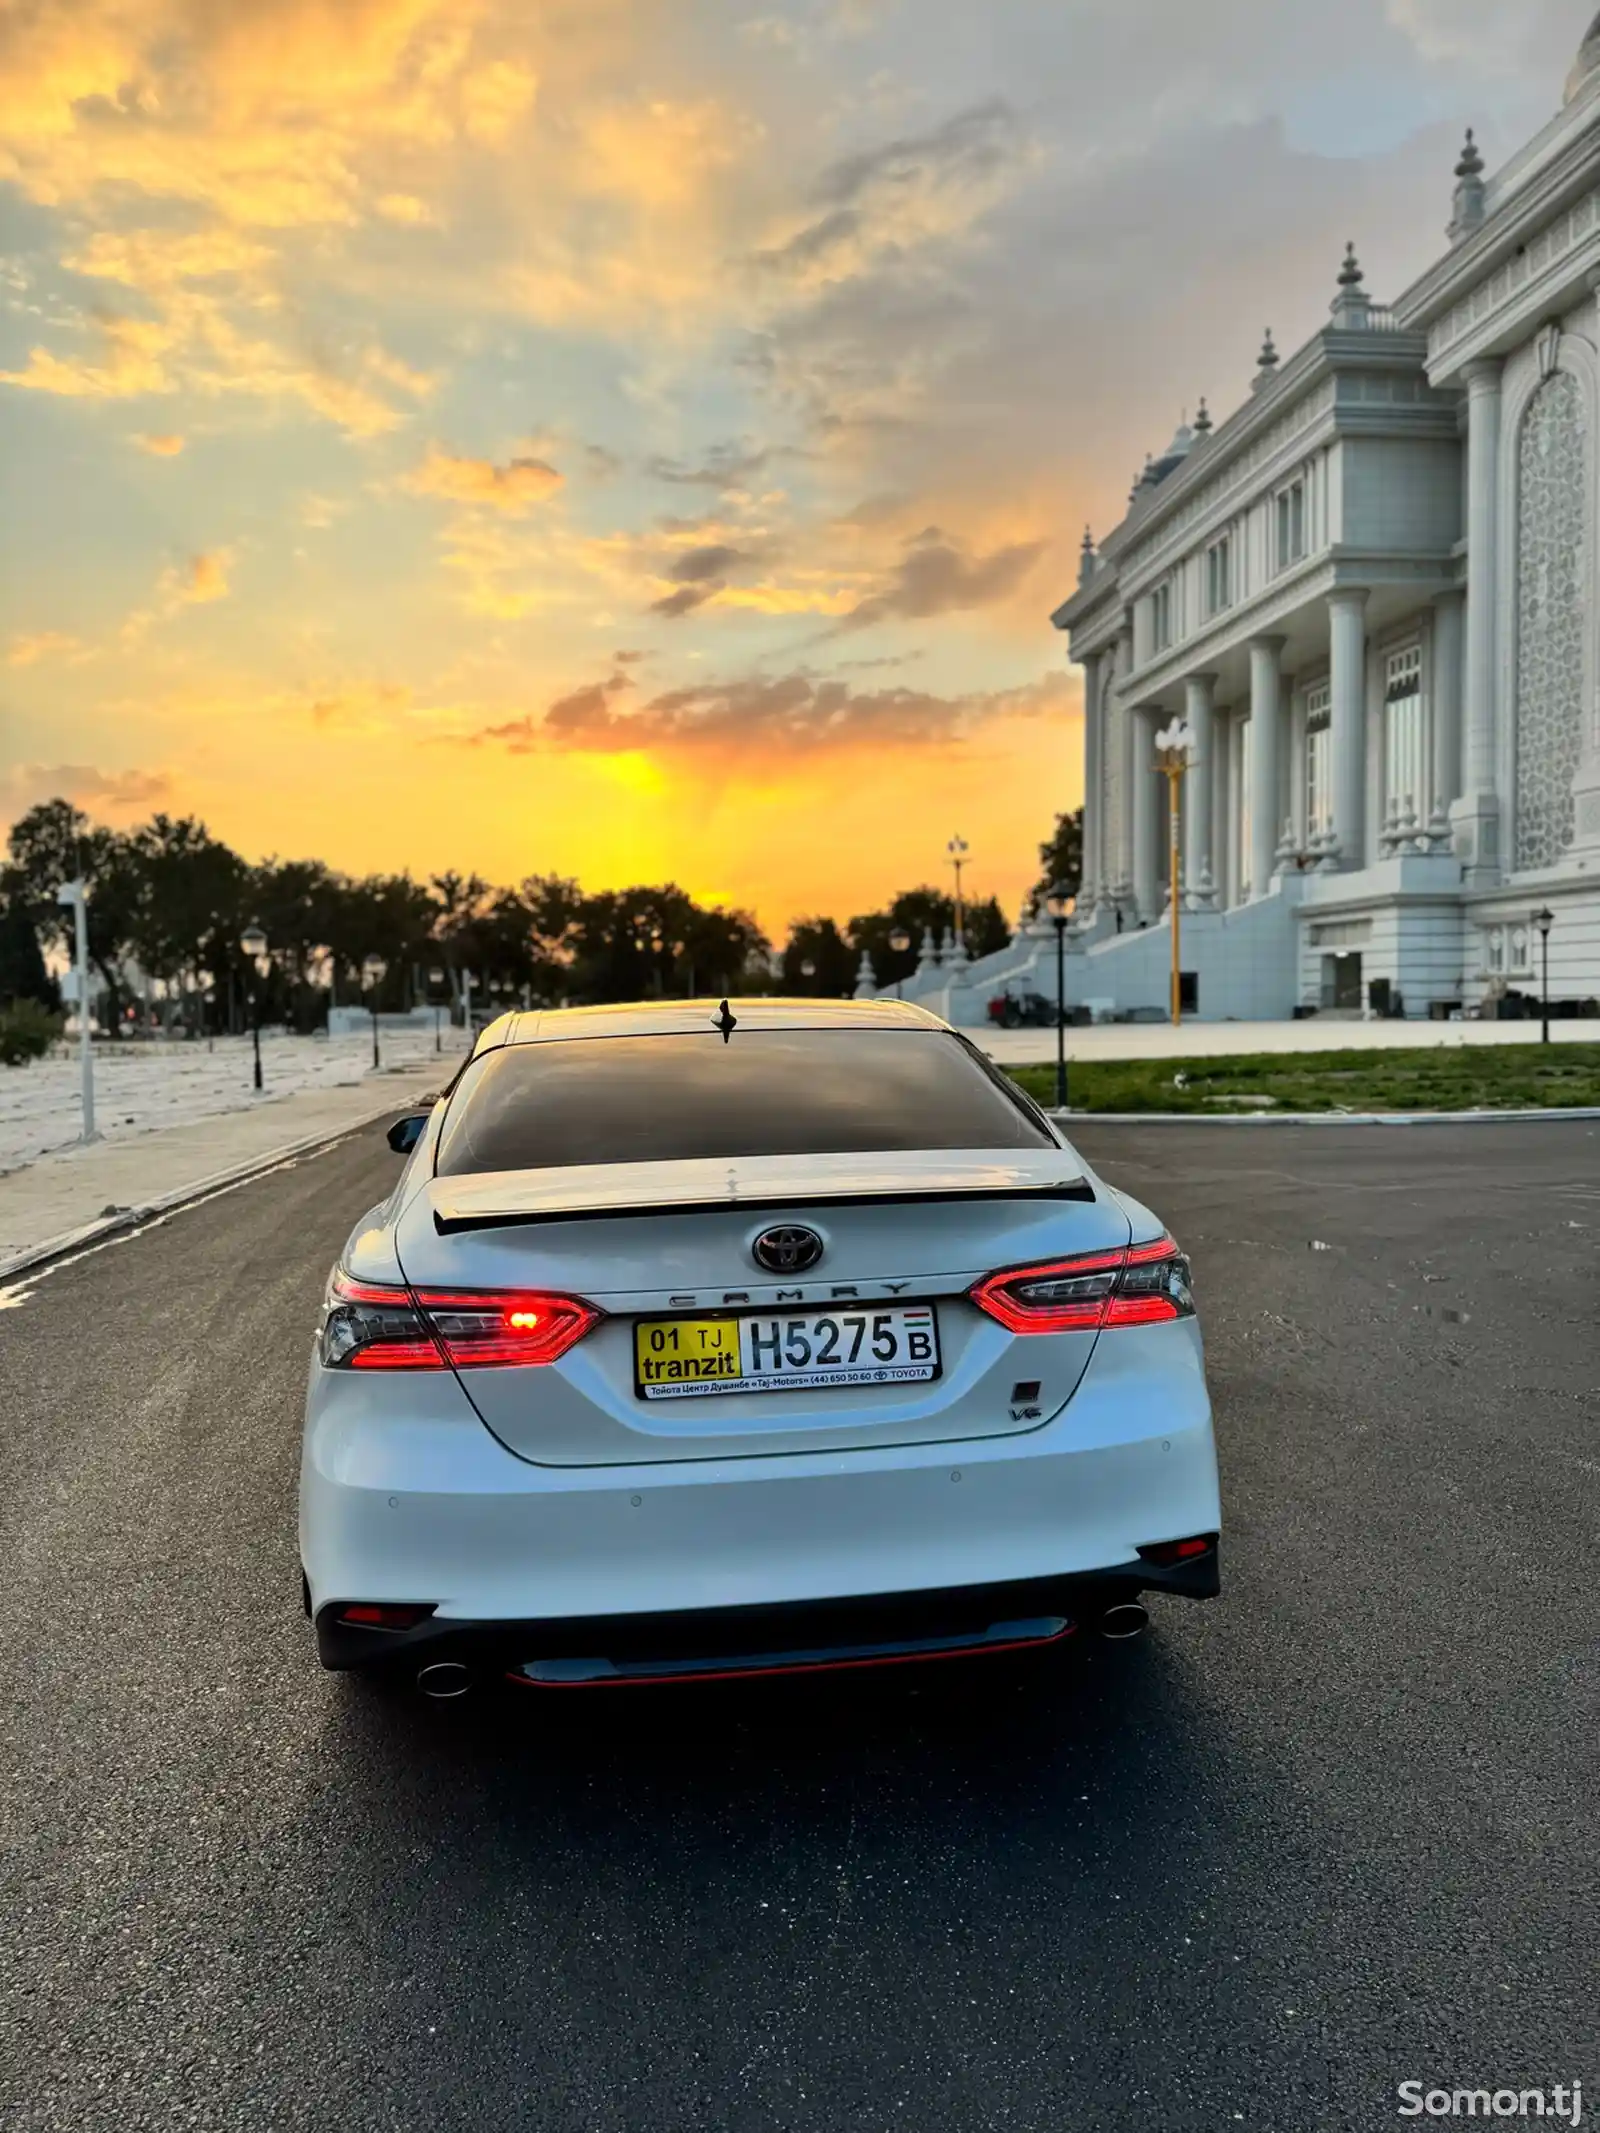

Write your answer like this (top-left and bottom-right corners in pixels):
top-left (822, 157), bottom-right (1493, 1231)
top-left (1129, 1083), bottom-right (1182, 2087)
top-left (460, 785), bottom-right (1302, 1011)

top-left (413, 1602), bottom-right (1150, 1698)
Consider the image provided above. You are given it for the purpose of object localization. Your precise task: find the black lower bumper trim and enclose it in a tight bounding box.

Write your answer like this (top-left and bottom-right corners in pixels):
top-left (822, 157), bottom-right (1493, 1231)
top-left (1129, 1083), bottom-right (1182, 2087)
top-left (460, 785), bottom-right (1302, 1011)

top-left (312, 1544), bottom-right (1219, 1675)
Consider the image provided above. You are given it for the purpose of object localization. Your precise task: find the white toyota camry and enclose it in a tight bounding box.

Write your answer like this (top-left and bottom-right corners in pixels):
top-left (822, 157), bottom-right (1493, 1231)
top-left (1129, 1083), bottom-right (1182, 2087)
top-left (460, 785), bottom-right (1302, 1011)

top-left (300, 999), bottom-right (1221, 1696)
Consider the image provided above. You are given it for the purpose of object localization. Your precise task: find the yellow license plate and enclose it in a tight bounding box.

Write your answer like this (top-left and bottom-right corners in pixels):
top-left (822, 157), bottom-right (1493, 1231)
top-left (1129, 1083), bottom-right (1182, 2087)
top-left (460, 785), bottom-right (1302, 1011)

top-left (634, 1317), bottom-right (742, 1394)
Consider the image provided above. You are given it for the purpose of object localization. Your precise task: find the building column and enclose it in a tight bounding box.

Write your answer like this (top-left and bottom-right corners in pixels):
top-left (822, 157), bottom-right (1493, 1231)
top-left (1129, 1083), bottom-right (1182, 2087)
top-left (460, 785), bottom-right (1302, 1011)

top-left (1130, 708), bottom-right (1161, 923)
top-left (1451, 358), bottom-right (1502, 879)
top-left (1081, 651), bottom-right (1104, 908)
top-left (1210, 715), bottom-right (1232, 909)
top-left (1114, 630), bottom-right (1136, 899)
top-left (1328, 590), bottom-right (1369, 868)
top-left (1289, 685), bottom-right (1309, 856)
top-left (1430, 588), bottom-right (1465, 831)
top-left (1183, 673), bottom-right (1217, 902)
top-left (1248, 637), bottom-right (1286, 897)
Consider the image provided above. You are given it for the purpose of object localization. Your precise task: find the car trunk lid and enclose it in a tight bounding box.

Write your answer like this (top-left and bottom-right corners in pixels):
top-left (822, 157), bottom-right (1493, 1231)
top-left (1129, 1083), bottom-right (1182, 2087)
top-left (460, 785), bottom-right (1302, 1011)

top-left (393, 1148), bottom-right (1129, 1467)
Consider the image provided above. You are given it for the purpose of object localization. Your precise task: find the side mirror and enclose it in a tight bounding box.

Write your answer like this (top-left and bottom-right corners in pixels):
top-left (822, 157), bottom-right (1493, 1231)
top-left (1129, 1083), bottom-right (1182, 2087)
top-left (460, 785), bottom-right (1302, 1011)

top-left (386, 1113), bottom-right (429, 1155)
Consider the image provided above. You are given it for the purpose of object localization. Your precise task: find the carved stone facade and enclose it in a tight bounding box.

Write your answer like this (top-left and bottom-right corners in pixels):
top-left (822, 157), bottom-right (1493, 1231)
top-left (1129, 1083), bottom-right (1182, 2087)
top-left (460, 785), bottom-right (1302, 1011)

top-left (1513, 371), bottom-right (1586, 871)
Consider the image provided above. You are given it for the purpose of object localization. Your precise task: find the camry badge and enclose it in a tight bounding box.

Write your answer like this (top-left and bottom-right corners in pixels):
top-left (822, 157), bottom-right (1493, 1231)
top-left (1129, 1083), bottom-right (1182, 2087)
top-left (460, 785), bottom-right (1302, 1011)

top-left (751, 1225), bottom-right (825, 1275)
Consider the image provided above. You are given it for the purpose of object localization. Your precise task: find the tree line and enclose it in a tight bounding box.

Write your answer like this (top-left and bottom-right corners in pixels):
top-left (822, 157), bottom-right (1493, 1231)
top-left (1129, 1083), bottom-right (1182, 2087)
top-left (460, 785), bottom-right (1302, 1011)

top-left (0, 795), bottom-right (1082, 1033)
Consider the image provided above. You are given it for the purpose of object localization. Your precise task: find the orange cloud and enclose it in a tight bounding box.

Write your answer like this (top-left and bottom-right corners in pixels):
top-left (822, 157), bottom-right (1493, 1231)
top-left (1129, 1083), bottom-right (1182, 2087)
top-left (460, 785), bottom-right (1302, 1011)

top-left (177, 551), bottom-right (232, 604)
top-left (467, 663), bottom-right (1073, 765)
top-left (404, 447), bottom-right (564, 512)
top-left (7, 630), bottom-right (87, 667)
top-left (132, 431), bottom-right (186, 456)
top-left (0, 763), bottom-right (174, 824)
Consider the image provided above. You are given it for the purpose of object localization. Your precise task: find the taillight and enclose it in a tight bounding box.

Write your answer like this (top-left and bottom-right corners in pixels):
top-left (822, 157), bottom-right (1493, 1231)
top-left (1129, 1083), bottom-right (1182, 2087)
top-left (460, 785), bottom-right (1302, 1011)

top-left (320, 1270), bottom-right (445, 1371)
top-left (969, 1234), bottom-right (1194, 1335)
top-left (319, 1269), bottom-right (602, 1371)
top-left (412, 1291), bottom-right (602, 1369)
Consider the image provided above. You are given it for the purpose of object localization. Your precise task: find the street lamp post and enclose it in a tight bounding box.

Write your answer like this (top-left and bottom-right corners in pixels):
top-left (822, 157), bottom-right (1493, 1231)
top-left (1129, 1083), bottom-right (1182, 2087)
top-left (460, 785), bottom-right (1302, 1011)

top-left (947, 836), bottom-right (970, 950)
top-left (1154, 719), bottom-right (1195, 1027)
top-left (1044, 884), bottom-right (1075, 1110)
top-left (362, 954), bottom-right (387, 1070)
top-left (1532, 906), bottom-right (1554, 1045)
top-left (428, 966), bottom-right (446, 1054)
top-left (56, 878), bottom-right (97, 1143)
top-left (888, 927), bottom-right (912, 1001)
top-left (240, 923), bottom-right (268, 1092)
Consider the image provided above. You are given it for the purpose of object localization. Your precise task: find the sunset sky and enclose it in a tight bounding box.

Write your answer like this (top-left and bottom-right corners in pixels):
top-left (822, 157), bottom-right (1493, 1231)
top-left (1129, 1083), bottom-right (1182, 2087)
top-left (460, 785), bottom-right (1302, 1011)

top-left (0, 0), bottom-right (1583, 936)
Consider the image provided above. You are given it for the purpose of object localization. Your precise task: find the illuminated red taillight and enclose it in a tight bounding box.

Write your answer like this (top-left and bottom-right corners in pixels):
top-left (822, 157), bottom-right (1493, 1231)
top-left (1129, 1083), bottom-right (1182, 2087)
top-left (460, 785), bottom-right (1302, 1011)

top-left (412, 1291), bottom-right (603, 1369)
top-left (319, 1268), bottom-right (602, 1372)
top-left (969, 1233), bottom-right (1194, 1335)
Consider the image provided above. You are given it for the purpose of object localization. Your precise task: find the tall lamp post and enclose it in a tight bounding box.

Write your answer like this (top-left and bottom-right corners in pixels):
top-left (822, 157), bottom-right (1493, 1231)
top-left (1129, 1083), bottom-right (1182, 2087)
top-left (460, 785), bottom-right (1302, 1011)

top-left (1531, 906), bottom-right (1554, 1045)
top-left (947, 835), bottom-right (970, 949)
top-left (888, 926), bottom-right (912, 1000)
top-left (56, 878), bottom-right (97, 1143)
top-left (1044, 883), bottom-right (1075, 1110)
top-left (1154, 719), bottom-right (1195, 1028)
top-left (240, 923), bottom-right (268, 1092)
top-left (362, 954), bottom-right (386, 1070)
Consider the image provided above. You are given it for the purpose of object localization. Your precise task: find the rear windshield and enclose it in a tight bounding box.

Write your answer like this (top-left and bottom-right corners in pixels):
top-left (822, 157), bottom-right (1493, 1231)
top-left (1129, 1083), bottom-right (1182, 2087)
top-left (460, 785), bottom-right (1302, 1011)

top-left (434, 1030), bottom-right (1052, 1175)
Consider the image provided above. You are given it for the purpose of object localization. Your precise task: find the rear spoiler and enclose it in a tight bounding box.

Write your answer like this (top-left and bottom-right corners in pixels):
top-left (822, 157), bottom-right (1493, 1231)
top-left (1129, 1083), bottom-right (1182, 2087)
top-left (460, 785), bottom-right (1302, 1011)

top-left (433, 1177), bottom-right (1096, 1236)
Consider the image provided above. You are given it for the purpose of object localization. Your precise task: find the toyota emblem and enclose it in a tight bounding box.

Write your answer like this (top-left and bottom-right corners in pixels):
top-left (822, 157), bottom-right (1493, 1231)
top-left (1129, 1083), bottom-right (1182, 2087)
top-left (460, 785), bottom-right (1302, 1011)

top-left (751, 1225), bottom-right (825, 1275)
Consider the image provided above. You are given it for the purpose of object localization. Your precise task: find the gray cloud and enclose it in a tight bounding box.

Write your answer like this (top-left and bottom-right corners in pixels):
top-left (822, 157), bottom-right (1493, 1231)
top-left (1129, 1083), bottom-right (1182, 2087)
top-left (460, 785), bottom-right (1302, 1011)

top-left (844, 529), bottom-right (1047, 628)
top-left (648, 441), bottom-right (779, 490)
top-left (668, 542), bottom-right (747, 584)
top-left (651, 583), bottom-right (720, 618)
top-left (753, 100), bottom-right (1027, 284)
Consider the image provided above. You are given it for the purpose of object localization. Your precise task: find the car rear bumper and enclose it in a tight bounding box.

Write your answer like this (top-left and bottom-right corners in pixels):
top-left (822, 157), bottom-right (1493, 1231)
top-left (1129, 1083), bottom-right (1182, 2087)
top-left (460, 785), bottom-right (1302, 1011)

top-left (313, 1551), bottom-right (1219, 1677)
top-left (301, 1319), bottom-right (1222, 1670)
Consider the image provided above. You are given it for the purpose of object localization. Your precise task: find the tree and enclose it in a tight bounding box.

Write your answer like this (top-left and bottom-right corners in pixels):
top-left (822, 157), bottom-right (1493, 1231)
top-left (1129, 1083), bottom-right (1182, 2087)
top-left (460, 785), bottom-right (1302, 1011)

top-left (1032, 808), bottom-right (1084, 908)
top-left (4, 799), bottom-right (139, 1032)
top-left (780, 917), bottom-right (856, 996)
top-left (0, 892), bottom-right (56, 1009)
top-left (126, 815), bottom-right (248, 1028)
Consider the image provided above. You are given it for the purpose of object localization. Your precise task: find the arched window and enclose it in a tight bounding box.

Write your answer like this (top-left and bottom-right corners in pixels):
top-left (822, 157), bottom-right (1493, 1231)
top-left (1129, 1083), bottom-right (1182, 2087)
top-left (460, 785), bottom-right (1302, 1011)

top-left (1514, 370), bottom-right (1586, 871)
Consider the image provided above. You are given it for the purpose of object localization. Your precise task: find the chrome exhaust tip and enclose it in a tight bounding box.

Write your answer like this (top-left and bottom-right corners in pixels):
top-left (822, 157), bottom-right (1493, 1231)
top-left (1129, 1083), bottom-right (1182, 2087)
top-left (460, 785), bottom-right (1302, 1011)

top-left (1098, 1601), bottom-right (1150, 1642)
top-left (416, 1661), bottom-right (473, 1700)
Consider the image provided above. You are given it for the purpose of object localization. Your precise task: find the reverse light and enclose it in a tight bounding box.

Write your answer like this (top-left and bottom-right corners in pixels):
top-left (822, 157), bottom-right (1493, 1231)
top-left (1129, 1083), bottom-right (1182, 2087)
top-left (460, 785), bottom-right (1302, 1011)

top-left (969, 1234), bottom-right (1194, 1335)
top-left (319, 1268), bottom-right (602, 1372)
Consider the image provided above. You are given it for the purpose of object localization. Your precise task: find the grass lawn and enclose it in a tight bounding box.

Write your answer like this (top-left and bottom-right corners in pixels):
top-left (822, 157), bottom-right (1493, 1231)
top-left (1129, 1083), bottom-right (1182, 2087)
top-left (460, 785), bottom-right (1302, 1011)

top-left (1006, 1042), bottom-right (1600, 1115)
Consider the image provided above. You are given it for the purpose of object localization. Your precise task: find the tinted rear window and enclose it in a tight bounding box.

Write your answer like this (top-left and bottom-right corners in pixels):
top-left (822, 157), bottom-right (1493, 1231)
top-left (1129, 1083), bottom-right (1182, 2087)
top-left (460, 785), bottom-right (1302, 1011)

top-left (435, 1031), bottom-right (1051, 1175)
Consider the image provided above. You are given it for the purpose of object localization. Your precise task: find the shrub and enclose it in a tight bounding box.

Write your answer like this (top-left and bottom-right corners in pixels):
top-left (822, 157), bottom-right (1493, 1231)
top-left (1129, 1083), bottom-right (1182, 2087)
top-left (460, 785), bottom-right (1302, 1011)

top-left (0, 999), bottom-right (65, 1066)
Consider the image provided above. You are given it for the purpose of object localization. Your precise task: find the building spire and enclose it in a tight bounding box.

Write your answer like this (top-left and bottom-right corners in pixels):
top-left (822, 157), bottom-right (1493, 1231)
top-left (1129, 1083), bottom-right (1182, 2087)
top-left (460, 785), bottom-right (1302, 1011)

top-left (1078, 524), bottom-right (1095, 587)
top-left (1194, 396), bottom-right (1213, 437)
top-left (1330, 242), bottom-right (1373, 327)
top-left (1251, 329), bottom-right (1279, 393)
top-left (1449, 126), bottom-right (1487, 244)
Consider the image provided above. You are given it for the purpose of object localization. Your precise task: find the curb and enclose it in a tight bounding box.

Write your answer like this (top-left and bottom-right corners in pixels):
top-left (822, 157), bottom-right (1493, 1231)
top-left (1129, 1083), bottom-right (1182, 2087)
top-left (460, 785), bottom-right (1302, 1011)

top-left (1045, 1106), bottom-right (1600, 1127)
top-left (0, 1081), bottom-right (441, 1287)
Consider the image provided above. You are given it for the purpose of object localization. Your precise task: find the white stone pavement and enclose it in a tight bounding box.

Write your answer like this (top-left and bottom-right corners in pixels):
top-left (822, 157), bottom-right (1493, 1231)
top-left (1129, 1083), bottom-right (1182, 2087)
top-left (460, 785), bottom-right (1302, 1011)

top-left (0, 1029), bottom-right (452, 1175)
top-left (0, 1038), bottom-right (451, 1278)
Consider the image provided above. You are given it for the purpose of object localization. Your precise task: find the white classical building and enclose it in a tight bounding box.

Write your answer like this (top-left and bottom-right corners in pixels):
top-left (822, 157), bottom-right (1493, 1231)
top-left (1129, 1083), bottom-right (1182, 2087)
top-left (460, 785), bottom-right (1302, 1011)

top-left (891, 18), bottom-right (1600, 1026)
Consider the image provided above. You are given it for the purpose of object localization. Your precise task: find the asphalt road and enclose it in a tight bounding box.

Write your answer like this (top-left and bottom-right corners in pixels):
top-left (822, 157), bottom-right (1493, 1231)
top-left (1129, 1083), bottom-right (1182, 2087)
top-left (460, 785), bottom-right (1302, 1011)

top-left (1, 1120), bottom-right (1596, 2133)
